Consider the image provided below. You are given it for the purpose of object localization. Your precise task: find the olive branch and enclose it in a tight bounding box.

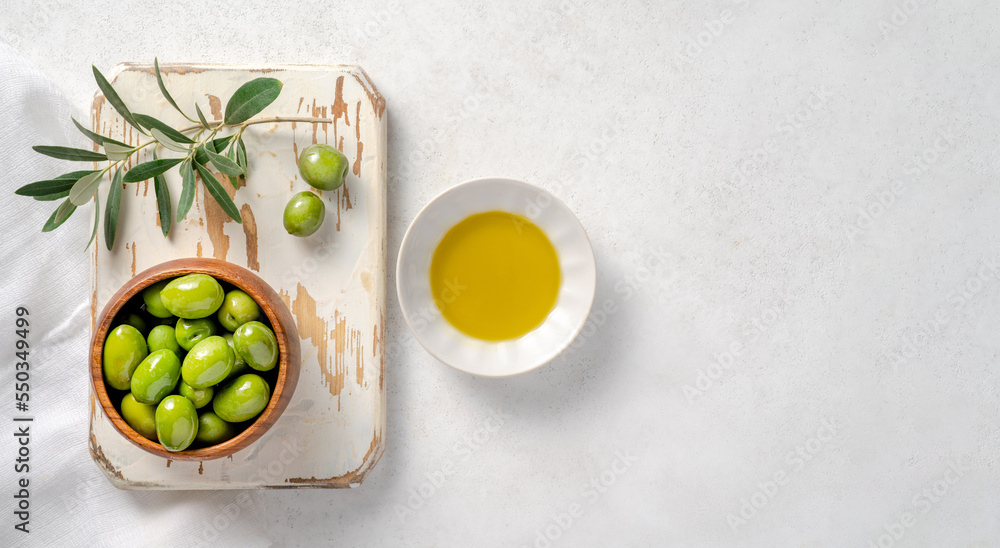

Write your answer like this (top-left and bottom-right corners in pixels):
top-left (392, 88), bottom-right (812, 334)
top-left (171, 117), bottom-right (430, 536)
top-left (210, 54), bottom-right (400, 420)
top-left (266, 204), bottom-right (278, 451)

top-left (15, 58), bottom-right (331, 251)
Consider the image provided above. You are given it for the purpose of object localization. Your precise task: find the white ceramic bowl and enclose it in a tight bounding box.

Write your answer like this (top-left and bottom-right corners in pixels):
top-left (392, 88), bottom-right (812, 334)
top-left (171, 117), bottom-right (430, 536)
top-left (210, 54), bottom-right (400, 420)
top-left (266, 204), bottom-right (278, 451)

top-left (396, 177), bottom-right (596, 376)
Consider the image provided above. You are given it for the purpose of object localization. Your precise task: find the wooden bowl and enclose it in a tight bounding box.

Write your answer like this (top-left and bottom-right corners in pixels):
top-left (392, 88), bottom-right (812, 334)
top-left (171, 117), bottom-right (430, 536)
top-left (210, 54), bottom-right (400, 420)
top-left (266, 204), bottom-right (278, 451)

top-left (90, 258), bottom-right (301, 461)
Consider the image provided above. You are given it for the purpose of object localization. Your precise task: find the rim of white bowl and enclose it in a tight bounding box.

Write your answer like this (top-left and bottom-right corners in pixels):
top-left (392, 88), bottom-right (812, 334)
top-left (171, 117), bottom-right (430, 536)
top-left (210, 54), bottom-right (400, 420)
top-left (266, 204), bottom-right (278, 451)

top-left (396, 177), bottom-right (596, 377)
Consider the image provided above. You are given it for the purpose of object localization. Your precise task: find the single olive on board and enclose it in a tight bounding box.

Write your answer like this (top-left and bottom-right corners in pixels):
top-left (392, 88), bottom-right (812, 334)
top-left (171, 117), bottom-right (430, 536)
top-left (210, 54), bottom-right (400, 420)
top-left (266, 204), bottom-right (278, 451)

top-left (179, 381), bottom-right (214, 409)
top-left (160, 274), bottom-right (225, 319)
top-left (103, 324), bottom-right (148, 391)
top-left (297, 143), bottom-right (349, 191)
top-left (233, 321), bottom-right (279, 372)
top-left (120, 393), bottom-right (157, 441)
top-left (147, 324), bottom-right (183, 354)
top-left (213, 374), bottom-right (271, 423)
top-left (217, 289), bottom-right (261, 332)
top-left (196, 412), bottom-right (236, 445)
top-left (175, 317), bottom-right (217, 351)
top-left (142, 279), bottom-right (174, 318)
top-left (181, 336), bottom-right (235, 389)
top-left (131, 349), bottom-right (182, 405)
top-left (283, 191), bottom-right (325, 237)
top-left (155, 395), bottom-right (199, 452)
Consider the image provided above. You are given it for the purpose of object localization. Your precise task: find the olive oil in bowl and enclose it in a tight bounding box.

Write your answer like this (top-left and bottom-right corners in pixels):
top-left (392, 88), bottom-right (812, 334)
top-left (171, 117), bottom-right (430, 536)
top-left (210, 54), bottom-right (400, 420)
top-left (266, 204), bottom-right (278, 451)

top-left (430, 211), bottom-right (561, 341)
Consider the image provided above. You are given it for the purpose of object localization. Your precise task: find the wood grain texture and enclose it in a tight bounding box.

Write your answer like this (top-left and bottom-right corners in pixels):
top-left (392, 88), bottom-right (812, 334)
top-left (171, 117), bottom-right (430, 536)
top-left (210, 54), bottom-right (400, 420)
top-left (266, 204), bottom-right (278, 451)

top-left (89, 63), bottom-right (387, 489)
top-left (91, 259), bottom-right (301, 461)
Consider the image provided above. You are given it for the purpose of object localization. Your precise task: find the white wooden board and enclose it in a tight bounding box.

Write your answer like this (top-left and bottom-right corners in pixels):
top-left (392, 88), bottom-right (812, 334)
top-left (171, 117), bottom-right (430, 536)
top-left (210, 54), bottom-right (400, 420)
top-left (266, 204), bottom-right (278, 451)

top-left (88, 63), bottom-right (386, 489)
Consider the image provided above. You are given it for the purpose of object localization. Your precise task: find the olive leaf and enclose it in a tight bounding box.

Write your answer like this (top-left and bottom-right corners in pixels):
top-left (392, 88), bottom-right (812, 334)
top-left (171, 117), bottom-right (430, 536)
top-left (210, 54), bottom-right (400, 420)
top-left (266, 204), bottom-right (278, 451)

top-left (150, 128), bottom-right (191, 153)
top-left (176, 160), bottom-right (196, 223)
top-left (92, 65), bottom-right (146, 135)
top-left (154, 58), bottom-right (191, 122)
top-left (43, 198), bottom-right (76, 232)
top-left (213, 135), bottom-right (234, 151)
top-left (86, 187), bottom-right (101, 250)
top-left (206, 148), bottom-right (244, 179)
top-left (103, 142), bottom-right (135, 161)
top-left (33, 145), bottom-right (107, 162)
top-left (72, 117), bottom-right (128, 148)
top-left (68, 171), bottom-right (105, 206)
top-left (236, 136), bottom-right (247, 172)
top-left (34, 191), bottom-right (70, 202)
top-left (123, 158), bottom-right (184, 183)
top-left (195, 102), bottom-right (212, 129)
top-left (104, 168), bottom-right (123, 250)
top-left (15, 170), bottom-right (96, 197)
top-left (154, 170), bottom-right (171, 237)
top-left (224, 78), bottom-right (282, 125)
top-left (194, 136), bottom-right (234, 165)
top-left (194, 161), bottom-right (241, 223)
top-left (134, 114), bottom-right (195, 144)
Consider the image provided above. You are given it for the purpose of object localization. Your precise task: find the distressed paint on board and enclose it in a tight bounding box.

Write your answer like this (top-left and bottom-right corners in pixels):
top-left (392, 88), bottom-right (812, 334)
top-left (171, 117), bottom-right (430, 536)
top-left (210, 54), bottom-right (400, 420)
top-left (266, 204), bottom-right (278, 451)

top-left (88, 64), bottom-right (386, 489)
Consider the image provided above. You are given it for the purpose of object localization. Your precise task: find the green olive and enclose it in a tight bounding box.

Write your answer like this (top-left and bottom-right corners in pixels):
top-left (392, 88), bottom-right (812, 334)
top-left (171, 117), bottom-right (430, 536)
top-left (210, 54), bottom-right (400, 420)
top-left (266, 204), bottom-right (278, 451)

top-left (195, 412), bottom-right (236, 445)
top-left (233, 321), bottom-right (279, 372)
top-left (131, 349), bottom-right (182, 404)
top-left (120, 393), bottom-right (157, 441)
top-left (217, 289), bottom-right (261, 331)
top-left (142, 279), bottom-right (174, 318)
top-left (181, 336), bottom-right (234, 389)
top-left (147, 325), bottom-right (182, 354)
top-left (213, 374), bottom-right (270, 422)
top-left (222, 333), bottom-right (248, 381)
top-left (160, 274), bottom-right (224, 319)
top-left (179, 381), bottom-right (214, 409)
top-left (155, 395), bottom-right (198, 452)
top-left (174, 317), bottom-right (217, 351)
top-left (121, 312), bottom-right (148, 336)
top-left (103, 324), bottom-right (148, 391)
top-left (297, 143), bottom-right (348, 191)
top-left (283, 191), bottom-right (325, 237)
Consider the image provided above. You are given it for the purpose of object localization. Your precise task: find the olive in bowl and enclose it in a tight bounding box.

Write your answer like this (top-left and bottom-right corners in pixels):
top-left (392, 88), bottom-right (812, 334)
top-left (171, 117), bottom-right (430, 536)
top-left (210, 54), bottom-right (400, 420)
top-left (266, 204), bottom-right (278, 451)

top-left (90, 258), bottom-right (300, 461)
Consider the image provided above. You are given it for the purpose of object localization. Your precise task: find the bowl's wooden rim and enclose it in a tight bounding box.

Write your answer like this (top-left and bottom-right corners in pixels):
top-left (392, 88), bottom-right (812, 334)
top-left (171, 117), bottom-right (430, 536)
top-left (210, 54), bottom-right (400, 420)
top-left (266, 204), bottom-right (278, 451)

top-left (91, 258), bottom-right (301, 461)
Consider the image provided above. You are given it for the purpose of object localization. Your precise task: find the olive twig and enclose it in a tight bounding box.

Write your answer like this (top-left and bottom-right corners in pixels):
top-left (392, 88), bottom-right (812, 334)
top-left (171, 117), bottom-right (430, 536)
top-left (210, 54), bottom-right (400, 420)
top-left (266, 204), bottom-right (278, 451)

top-left (17, 58), bottom-right (329, 251)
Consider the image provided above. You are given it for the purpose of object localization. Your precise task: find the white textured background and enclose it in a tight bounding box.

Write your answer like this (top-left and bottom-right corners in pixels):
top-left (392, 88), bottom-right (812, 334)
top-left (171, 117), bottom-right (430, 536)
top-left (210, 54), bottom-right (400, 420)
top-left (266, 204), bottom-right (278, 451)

top-left (3, 0), bottom-right (1000, 546)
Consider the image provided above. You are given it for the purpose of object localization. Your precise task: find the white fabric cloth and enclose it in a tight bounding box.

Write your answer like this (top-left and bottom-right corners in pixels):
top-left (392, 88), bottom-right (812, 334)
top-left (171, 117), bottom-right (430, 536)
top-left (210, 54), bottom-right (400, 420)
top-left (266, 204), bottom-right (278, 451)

top-left (0, 42), bottom-right (271, 548)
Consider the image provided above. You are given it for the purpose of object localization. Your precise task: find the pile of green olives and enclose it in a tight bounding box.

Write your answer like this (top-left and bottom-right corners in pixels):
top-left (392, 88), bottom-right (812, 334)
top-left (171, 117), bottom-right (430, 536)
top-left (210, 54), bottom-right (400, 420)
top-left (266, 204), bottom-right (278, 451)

top-left (102, 273), bottom-right (281, 452)
top-left (282, 143), bottom-right (349, 238)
